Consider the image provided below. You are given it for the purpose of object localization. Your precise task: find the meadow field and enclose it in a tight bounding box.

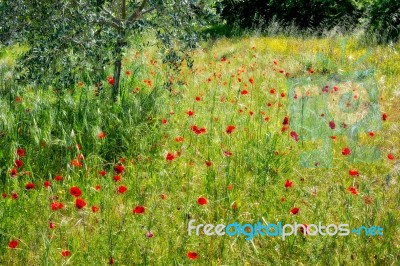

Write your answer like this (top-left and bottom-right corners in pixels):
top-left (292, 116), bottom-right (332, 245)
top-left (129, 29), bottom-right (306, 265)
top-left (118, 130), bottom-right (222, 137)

top-left (0, 34), bottom-right (399, 265)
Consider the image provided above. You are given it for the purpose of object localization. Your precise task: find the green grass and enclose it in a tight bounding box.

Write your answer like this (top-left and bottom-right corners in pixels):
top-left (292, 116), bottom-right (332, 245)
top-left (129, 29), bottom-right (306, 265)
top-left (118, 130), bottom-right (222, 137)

top-left (0, 35), bottom-right (399, 265)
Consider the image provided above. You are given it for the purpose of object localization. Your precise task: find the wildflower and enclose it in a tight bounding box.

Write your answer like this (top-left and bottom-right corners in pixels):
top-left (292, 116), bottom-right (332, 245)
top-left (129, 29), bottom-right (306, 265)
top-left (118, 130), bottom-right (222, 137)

top-left (349, 169), bottom-right (359, 177)
top-left (348, 186), bottom-right (359, 195)
top-left (226, 125), bottom-right (236, 134)
top-left (133, 206), bottom-right (145, 214)
top-left (187, 252), bottom-right (198, 259)
top-left (8, 240), bottom-right (18, 249)
top-left (69, 186), bottom-right (82, 197)
top-left (25, 182), bottom-right (35, 190)
top-left (284, 180), bottom-right (293, 188)
top-left (290, 207), bottom-right (299, 215)
top-left (117, 185), bottom-right (127, 194)
top-left (342, 147), bottom-right (351, 156)
top-left (197, 196), bottom-right (207, 205)
top-left (75, 198), bottom-right (87, 209)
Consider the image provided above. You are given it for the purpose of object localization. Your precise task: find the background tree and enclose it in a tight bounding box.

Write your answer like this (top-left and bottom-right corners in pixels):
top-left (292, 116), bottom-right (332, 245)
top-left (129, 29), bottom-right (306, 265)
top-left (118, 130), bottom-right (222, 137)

top-left (0, 0), bottom-right (217, 101)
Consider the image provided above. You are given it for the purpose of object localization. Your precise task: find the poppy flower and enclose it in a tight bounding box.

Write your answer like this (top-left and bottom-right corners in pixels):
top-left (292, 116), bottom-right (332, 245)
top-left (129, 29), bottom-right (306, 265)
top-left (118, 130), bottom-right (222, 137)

top-left (54, 175), bottom-right (63, 181)
top-left (51, 202), bottom-right (64, 211)
top-left (348, 186), bottom-right (359, 195)
top-left (146, 231), bottom-right (154, 238)
top-left (205, 160), bottom-right (212, 167)
top-left (14, 159), bottom-right (23, 168)
top-left (113, 175), bottom-right (121, 182)
top-left (114, 165), bottom-right (125, 174)
top-left (25, 182), bottom-right (35, 190)
top-left (299, 224), bottom-right (308, 235)
top-left (368, 132), bottom-right (375, 137)
top-left (388, 154), bottom-right (395, 160)
top-left (342, 147), bottom-right (351, 156)
top-left (227, 184), bottom-right (234, 191)
top-left (382, 113), bottom-right (388, 121)
top-left (61, 250), bottom-right (71, 257)
top-left (49, 221), bottom-right (56, 229)
top-left (95, 185), bottom-right (101, 191)
top-left (98, 131), bottom-right (106, 139)
top-left (195, 96), bottom-right (201, 101)
top-left (241, 89), bottom-right (248, 95)
top-left (10, 168), bottom-right (17, 177)
top-left (226, 125), bottom-right (236, 134)
top-left (290, 207), bottom-right (299, 215)
top-left (166, 152), bottom-right (176, 161)
top-left (99, 170), bottom-right (107, 176)
top-left (280, 92), bottom-right (286, 97)
top-left (125, 70), bottom-right (132, 76)
top-left (75, 198), bottom-right (87, 209)
top-left (269, 88), bottom-right (275, 94)
top-left (175, 136), bottom-right (184, 142)
top-left (290, 131), bottom-right (299, 142)
top-left (43, 181), bottom-right (51, 188)
top-left (329, 121), bottom-right (336, 129)
top-left (91, 206), bottom-right (99, 212)
top-left (70, 159), bottom-right (82, 167)
top-left (284, 180), bottom-right (293, 188)
top-left (11, 193), bottom-right (18, 200)
top-left (197, 196), bottom-right (207, 205)
top-left (191, 125), bottom-right (206, 135)
top-left (186, 110), bottom-right (194, 116)
top-left (349, 169), bottom-right (359, 177)
top-left (249, 77), bottom-right (254, 84)
top-left (161, 194), bottom-right (167, 200)
top-left (69, 186), bottom-right (82, 197)
top-left (161, 119), bottom-right (167, 124)
top-left (282, 116), bottom-right (289, 126)
top-left (117, 185), bottom-right (127, 194)
top-left (107, 76), bottom-right (115, 86)
top-left (8, 240), bottom-right (18, 249)
top-left (17, 148), bottom-right (25, 157)
top-left (2, 193), bottom-right (7, 198)
top-left (133, 205), bottom-right (145, 214)
top-left (224, 150), bottom-right (232, 157)
top-left (187, 251), bottom-right (198, 259)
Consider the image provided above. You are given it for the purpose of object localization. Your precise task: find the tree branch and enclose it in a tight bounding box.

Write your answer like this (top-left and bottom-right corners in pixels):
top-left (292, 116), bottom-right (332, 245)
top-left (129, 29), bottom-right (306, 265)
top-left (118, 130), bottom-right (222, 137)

top-left (126, 0), bottom-right (149, 25)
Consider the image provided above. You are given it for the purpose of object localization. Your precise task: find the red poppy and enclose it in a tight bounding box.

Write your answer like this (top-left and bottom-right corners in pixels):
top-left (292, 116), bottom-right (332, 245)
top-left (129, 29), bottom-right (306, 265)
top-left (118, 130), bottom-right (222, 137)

top-left (2, 193), bottom-right (7, 198)
top-left (107, 76), bottom-right (115, 86)
top-left (224, 150), bottom-right (232, 157)
top-left (175, 136), bottom-right (184, 142)
top-left (61, 250), bottom-right (71, 257)
top-left (113, 175), bottom-right (121, 182)
top-left (98, 131), bottom-right (106, 139)
top-left (191, 125), bottom-right (206, 135)
top-left (49, 221), bottom-right (56, 229)
top-left (161, 119), bottom-right (167, 124)
top-left (241, 89), bottom-right (248, 95)
top-left (388, 154), bottom-right (395, 160)
top-left (17, 148), bottom-right (25, 157)
top-left (205, 160), bottom-right (212, 167)
top-left (249, 77), bottom-right (254, 84)
top-left (197, 196), bottom-right (207, 205)
top-left (290, 207), bottom-right (299, 215)
top-left (99, 170), bottom-right (107, 176)
top-left (382, 113), bottom-right (388, 121)
top-left (14, 159), bottom-right (23, 168)
top-left (43, 181), bottom-right (51, 188)
top-left (133, 205), bottom-right (145, 214)
top-left (54, 175), bottom-right (63, 181)
top-left (166, 152), bottom-right (176, 161)
top-left (195, 96), bottom-right (201, 101)
top-left (25, 182), bottom-right (35, 190)
top-left (75, 198), bottom-right (87, 209)
top-left (282, 116), bottom-right (289, 126)
top-left (284, 180), bottom-right (293, 188)
top-left (226, 125), bottom-right (236, 134)
top-left (8, 240), bottom-right (18, 249)
top-left (329, 121), bottom-right (336, 129)
top-left (280, 92), bottom-right (286, 97)
top-left (269, 88), bottom-right (275, 94)
top-left (342, 147), bottom-right (351, 156)
top-left (348, 186), bottom-right (359, 195)
top-left (91, 206), bottom-right (99, 212)
top-left (290, 131), bottom-right (299, 142)
top-left (114, 165), bottom-right (125, 174)
top-left (161, 194), bottom-right (167, 200)
top-left (187, 251), bottom-right (198, 259)
top-left (280, 197), bottom-right (285, 202)
top-left (368, 131), bottom-right (375, 137)
top-left (11, 193), bottom-right (18, 200)
top-left (51, 202), bottom-right (64, 211)
top-left (227, 184), bottom-right (234, 191)
top-left (70, 159), bottom-right (82, 167)
top-left (299, 224), bottom-right (308, 235)
top-left (69, 186), bottom-right (82, 197)
top-left (186, 110), bottom-right (194, 116)
top-left (125, 70), bottom-right (132, 76)
top-left (349, 169), bottom-right (359, 177)
top-left (95, 185), bottom-right (101, 191)
top-left (117, 185), bottom-right (127, 194)
top-left (10, 168), bottom-right (17, 177)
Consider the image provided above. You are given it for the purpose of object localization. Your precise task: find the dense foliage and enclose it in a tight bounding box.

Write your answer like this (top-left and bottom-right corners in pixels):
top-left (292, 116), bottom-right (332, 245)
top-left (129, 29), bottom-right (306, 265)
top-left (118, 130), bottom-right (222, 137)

top-left (218, 0), bottom-right (400, 42)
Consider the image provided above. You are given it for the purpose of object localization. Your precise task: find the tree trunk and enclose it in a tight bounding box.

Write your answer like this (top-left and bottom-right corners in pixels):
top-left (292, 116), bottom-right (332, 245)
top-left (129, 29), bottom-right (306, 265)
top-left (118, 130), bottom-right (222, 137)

top-left (112, 56), bottom-right (122, 102)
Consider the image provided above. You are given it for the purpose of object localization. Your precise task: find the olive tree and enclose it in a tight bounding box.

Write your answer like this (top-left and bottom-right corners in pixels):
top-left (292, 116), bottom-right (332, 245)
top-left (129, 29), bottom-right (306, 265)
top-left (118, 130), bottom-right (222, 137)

top-left (0, 0), bottom-right (216, 100)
